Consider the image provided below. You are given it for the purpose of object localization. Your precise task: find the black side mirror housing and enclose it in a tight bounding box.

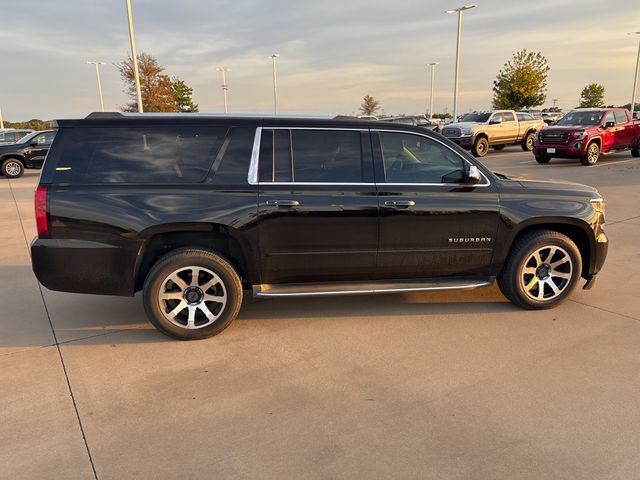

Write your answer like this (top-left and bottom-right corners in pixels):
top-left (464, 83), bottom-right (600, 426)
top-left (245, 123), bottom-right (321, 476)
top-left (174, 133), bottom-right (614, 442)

top-left (604, 121), bottom-right (615, 129)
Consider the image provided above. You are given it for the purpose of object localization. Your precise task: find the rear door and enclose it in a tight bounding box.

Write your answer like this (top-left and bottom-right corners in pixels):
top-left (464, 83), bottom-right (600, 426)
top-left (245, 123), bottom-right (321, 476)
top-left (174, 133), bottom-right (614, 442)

top-left (255, 127), bottom-right (378, 284)
top-left (613, 110), bottom-right (634, 149)
top-left (373, 129), bottom-right (500, 279)
top-left (25, 131), bottom-right (56, 167)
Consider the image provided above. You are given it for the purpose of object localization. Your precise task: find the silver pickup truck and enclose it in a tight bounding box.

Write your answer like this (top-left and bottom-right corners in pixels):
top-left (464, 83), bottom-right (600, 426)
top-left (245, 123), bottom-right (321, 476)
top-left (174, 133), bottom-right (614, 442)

top-left (442, 110), bottom-right (545, 157)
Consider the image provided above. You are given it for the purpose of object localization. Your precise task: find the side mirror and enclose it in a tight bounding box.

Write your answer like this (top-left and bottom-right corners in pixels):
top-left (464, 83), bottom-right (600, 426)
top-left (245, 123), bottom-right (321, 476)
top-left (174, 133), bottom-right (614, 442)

top-left (604, 121), bottom-right (615, 129)
top-left (489, 117), bottom-right (502, 125)
top-left (466, 165), bottom-right (482, 184)
top-left (30, 141), bottom-right (39, 147)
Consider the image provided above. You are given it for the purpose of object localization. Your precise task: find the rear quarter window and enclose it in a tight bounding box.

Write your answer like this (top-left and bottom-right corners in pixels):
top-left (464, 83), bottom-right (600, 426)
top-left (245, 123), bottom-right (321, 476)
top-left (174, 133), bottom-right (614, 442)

top-left (44, 125), bottom-right (226, 184)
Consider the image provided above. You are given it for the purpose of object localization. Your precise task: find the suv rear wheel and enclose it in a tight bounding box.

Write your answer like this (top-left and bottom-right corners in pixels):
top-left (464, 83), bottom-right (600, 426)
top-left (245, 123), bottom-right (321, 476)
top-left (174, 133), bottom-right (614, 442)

top-left (472, 137), bottom-right (489, 157)
top-left (498, 230), bottom-right (582, 309)
top-left (535, 154), bottom-right (551, 164)
top-left (1, 159), bottom-right (24, 178)
top-left (631, 138), bottom-right (640, 157)
top-left (143, 248), bottom-right (243, 340)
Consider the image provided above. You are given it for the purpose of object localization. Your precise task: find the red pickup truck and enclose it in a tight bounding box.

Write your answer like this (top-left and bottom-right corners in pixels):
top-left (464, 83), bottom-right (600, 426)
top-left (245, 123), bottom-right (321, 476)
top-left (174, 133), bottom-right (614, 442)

top-left (533, 108), bottom-right (640, 165)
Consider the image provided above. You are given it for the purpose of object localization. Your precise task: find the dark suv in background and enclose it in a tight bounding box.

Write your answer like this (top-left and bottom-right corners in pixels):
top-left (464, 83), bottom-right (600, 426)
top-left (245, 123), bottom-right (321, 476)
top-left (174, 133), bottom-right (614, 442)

top-left (31, 113), bottom-right (608, 340)
top-left (0, 130), bottom-right (57, 178)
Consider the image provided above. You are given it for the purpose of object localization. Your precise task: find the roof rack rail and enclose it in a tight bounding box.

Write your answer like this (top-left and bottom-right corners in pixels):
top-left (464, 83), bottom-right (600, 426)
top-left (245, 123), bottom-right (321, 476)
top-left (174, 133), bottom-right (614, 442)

top-left (85, 112), bottom-right (125, 119)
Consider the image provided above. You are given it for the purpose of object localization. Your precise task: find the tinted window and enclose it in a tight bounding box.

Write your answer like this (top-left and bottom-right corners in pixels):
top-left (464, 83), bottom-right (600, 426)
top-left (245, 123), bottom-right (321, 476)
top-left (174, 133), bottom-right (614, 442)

top-left (259, 129), bottom-right (363, 183)
top-left (33, 131), bottom-right (56, 145)
top-left (502, 112), bottom-right (515, 122)
top-left (291, 130), bottom-right (362, 182)
top-left (614, 111), bottom-right (628, 124)
top-left (460, 112), bottom-right (492, 122)
top-left (208, 127), bottom-right (254, 184)
top-left (258, 129), bottom-right (292, 182)
top-left (602, 112), bottom-right (615, 126)
top-left (517, 113), bottom-right (534, 121)
top-left (379, 132), bottom-right (465, 184)
top-left (49, 126), bottom-right (225, 184)
top-left (491, 113), bottom-right (503, 123)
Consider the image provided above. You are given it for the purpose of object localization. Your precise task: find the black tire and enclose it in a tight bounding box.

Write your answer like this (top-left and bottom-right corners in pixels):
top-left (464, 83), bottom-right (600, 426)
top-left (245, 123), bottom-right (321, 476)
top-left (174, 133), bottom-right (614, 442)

top-left (580, 142), bottom-right (600, 166)
top-left (492, 145), bottom-right (506, 151)
top-left (631, 139), bottom-right (640, 157)
top-left (142, 248), bottom-right (243, 340)
top-left (498, 230), bottom-right (582, 310)
top-left (472, 137), bottom-right (489, 157)
top-left (521, 132), bottom-right (536, 151)
top-left (535, 154), bottom-right (551, 164)
top-left (1, 158), bottom-right (24, 178)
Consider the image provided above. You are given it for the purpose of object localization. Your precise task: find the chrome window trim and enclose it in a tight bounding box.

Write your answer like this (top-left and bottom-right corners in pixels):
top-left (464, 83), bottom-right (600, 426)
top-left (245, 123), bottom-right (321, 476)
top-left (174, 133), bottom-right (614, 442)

top-left (372, 128), bottom-right (491, 188)
top-left (247, 126), bottom-right (491, 188)
top-left (247, 127), bottom-right (262, 185)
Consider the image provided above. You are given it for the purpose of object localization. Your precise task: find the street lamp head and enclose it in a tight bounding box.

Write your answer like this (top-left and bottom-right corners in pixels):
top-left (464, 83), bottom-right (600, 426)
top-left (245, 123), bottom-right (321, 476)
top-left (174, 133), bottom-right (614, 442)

top-left (445, 4), bottom-right (476, 13)
top-left (87, 61), bottom-right (107, 65)
top-left (628, 32), bottom-right (640, 36)
top-left (216, 67), bottom-right (230, 72)
top-left (268, 54), bottom-right (280, 59)
top-left (427, 62), bottom-right (440, 66)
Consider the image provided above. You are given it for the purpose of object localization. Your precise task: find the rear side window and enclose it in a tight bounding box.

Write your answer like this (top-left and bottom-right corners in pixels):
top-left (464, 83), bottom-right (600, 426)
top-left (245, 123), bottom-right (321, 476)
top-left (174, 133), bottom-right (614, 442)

top-left (614, 111), bottom-right (628, 124)
top-left (259, 129), bottom-right (364, 183)
top-left (502, 112), bottom-right (515, 122)
top-left (47, 126), bottom-right (225, 184)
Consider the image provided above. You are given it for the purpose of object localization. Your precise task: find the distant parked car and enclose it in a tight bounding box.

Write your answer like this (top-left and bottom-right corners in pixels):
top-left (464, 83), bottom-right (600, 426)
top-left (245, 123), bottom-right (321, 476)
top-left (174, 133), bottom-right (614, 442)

top-left (0, 130), bottom-right (57, 178)
top-left (382, 115), bottom-right (441, 132)
top-left (0, 129), bottom-right (34, 145)
top-left (541, 112), bottom-right (564, 125)
top-left (534, 108), bottom-right (640, 165)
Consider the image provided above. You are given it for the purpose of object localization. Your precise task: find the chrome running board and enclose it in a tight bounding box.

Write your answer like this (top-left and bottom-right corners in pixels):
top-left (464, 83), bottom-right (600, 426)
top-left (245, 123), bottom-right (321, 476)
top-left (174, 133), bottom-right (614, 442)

top-left (253, 278), bottom-right (494, 298)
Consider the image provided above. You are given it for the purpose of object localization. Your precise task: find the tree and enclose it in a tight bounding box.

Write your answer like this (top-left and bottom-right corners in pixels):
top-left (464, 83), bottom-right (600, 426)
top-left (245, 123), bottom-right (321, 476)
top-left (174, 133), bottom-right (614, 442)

top-left (492, 49), bottom-right (549, 110)
top-left (116, 52), bottom-right (178, 112)
top-left (359, 95), bottom-right (380, 116)
top-left (171, 77), bottom-right (199, 112)
top-left (579, 84), bottom-right (605, 108)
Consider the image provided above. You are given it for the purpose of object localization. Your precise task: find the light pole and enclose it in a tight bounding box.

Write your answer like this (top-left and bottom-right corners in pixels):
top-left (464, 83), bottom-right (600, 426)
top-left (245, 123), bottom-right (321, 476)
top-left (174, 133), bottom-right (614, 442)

top-left (125, 0), bottom-right (143, 113)
top-left (427, 62), bottom-right (439, 119)
top-left (552, 98), bottom-right (558, 109)
top-left (0, 106), bottom-right (4, 129)
top-left (87, 61), bottom-right (107, 111)
top-left (216, 68), bottom-right (230, 113)
top-left (446, 4), bottom-right (476, 122)
top-left (629, 32), bottom-right (640, 118)
top-left (268, 54), bottom-right (279, 114)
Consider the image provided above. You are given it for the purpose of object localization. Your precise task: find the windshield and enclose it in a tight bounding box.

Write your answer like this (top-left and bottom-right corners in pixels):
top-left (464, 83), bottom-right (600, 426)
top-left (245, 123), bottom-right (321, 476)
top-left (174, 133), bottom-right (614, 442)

top-left (459, 112), bottom-right (492, 123)
top-left (557, 111), bottom-right (604, 126)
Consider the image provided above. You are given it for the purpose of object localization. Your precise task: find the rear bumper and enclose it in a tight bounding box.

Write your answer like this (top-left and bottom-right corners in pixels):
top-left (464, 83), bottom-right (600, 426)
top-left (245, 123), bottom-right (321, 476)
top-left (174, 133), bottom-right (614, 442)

top-left (31, 237), bottom-right (135, 296)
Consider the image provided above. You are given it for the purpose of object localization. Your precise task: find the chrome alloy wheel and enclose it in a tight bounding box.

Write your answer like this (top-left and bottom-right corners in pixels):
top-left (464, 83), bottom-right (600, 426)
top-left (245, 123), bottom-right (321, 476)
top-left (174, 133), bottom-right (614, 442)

top-left (520, 246), bottom-right (573, 301)
top-left (157, 266), bottom-right (227, 329)
top-left (5, 161), bottom-right (22, 177)
top-left (587, 144), bottom-right (599, 163)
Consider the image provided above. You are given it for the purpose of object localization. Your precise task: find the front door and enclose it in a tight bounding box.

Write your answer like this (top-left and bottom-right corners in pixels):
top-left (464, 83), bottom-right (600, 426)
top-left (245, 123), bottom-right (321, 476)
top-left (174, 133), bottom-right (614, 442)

top-left (256, 127), bottom-right (378, 284)
top-left (500, 111), bottom-right (519, 143)
top-left (372, 130), bottom-right (500, 279)
top-left (25, 131), bottom-right (56, 167)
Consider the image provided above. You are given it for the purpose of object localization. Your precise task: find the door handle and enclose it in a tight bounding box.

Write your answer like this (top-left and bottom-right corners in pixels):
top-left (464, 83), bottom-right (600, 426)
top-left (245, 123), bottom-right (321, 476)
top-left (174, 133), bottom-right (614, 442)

top-left (266, 200), bottom-right (300, 207)
top-left (384, 200), bottom-right (415, 208)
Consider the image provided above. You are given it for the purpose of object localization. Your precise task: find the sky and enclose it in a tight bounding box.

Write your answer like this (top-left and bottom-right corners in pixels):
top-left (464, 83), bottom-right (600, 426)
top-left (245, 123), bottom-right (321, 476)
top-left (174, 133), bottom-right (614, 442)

top-left (1, 0), bottom-right (639, 121)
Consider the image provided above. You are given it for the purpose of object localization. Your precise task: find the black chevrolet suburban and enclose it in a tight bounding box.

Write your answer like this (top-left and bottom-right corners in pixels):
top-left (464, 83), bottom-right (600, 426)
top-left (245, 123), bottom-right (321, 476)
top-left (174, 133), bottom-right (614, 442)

top-left (31, 112), bottom-right (608, 340)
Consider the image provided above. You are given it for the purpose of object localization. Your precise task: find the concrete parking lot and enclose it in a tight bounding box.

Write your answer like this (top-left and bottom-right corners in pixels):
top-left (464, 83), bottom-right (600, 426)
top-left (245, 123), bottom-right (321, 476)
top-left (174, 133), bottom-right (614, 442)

top-left (2, 148), bottom-right (640, 479)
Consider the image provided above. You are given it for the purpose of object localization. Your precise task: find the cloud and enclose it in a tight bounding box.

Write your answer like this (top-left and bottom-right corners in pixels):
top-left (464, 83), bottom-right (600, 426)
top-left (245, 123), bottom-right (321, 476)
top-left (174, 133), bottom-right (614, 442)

top-left (1, 0), bottom-right (638, 119)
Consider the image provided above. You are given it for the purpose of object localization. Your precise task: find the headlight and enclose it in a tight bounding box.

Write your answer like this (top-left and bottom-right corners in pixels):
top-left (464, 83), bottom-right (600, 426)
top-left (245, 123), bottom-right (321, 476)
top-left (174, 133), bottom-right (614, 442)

top-left (461, 128), bottom-right (473, 135)
top-left (573, 131), bottom-right (587, 140)
top-left (591, 197), bottom-right (605, 217)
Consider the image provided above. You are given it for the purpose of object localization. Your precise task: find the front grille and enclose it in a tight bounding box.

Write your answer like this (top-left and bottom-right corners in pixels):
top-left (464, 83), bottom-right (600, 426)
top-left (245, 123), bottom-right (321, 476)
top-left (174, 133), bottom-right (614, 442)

top-left (540, 131), bottom-right (570, 144)
top-left (443, 127), bottom-right (461, 137)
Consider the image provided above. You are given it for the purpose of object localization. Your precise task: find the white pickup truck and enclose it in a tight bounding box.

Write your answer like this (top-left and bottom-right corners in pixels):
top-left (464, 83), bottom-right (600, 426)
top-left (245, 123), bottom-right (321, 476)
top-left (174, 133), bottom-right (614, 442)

top-left (441, 110), bottom-right (546, 157)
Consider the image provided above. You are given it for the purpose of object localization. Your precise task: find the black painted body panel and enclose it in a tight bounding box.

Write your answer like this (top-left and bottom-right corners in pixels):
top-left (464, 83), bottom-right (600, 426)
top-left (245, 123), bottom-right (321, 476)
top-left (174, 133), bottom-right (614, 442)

top-left (31, 114), bottom-right (608, 296)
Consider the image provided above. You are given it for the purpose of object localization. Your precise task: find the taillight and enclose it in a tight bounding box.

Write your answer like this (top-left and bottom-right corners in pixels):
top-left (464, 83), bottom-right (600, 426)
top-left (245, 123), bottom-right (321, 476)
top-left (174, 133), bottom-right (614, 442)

top-left (35, 185), bottom-right (49, 237)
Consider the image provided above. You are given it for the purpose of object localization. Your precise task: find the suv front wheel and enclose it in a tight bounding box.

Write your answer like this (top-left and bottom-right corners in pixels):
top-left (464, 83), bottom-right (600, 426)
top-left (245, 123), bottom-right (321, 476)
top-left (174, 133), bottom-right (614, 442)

top-left (143, 248), bottom-right (243, 340)
top-left (498, 230), bottom-right (582, 309)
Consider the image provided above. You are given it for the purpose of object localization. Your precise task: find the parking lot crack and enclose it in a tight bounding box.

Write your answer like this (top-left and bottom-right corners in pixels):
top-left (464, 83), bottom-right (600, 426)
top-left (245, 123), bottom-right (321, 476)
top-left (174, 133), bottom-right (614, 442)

top-left (569, 299), bottom-right (640, 323)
